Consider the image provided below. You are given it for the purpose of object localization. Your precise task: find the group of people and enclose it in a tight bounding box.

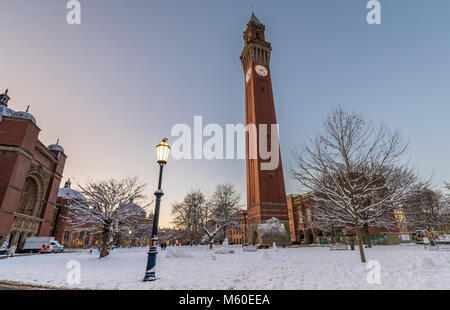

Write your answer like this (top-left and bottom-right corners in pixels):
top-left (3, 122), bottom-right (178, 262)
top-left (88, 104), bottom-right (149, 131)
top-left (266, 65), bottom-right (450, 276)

top-left (159, 241), bottom-right (167, 250)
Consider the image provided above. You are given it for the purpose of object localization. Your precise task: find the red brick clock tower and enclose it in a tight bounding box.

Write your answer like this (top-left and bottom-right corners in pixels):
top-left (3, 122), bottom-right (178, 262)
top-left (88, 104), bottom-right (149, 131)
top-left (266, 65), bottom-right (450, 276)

top-left (240, 13), bottom-right (290, 244)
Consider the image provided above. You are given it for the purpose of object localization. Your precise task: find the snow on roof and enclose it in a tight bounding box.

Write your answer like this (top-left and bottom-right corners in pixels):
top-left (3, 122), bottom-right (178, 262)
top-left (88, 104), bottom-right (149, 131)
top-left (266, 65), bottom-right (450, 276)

top-left (48, 144), bottom-right (64, 153)
top-left (0, 105), bottom-right (14, 123)
top-left (11, 111), bottom-right (37, 125)
top-left (57, 179), bottom-right (85, 200)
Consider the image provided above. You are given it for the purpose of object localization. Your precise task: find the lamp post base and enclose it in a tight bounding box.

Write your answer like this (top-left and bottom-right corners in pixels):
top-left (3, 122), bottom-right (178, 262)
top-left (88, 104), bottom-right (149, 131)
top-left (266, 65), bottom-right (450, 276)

top-left (143, 272), bottom-right (156, 282)
top-left (143, 244), bottom-right (158, 282)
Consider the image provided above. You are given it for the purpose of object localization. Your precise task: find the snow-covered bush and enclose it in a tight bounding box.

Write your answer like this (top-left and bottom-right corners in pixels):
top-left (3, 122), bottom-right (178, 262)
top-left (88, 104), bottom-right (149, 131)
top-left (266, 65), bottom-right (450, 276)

top-left (243, 245), bottom-right (257, 252)
top-left (164, 247), bottom-right (192, 258)
top-left (214, 248), bottom-right (235, 255)
top-left (257, 217), bottom-right (287, 244)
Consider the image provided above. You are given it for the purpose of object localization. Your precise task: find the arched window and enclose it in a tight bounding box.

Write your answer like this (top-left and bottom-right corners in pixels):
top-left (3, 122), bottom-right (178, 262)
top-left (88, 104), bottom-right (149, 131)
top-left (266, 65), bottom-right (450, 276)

top-left (17, 177), bottom-right (39, 216)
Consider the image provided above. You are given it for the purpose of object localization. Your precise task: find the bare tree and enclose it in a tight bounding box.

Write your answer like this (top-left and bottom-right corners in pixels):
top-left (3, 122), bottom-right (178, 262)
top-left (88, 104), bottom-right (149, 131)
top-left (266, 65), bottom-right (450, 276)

top-left (171, 189), bottom-right (205, 245)
top-left (291, 107), bottom-right (422, 263)
top-left (402, 187), bottom-right (450, 233)
top-left (200, 183), bottom-right (242, 249)
top-left (65, 177), bottom-right (149, 258)
top-left (308, 200), bottom-right (351, 244)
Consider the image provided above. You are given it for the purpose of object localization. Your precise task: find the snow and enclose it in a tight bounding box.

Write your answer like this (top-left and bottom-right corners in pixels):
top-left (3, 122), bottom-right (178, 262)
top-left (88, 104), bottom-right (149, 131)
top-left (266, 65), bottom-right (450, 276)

top-left (57, 187), bottom-right (85, 200)
top-left (0, 245), bottom-right (449, 290)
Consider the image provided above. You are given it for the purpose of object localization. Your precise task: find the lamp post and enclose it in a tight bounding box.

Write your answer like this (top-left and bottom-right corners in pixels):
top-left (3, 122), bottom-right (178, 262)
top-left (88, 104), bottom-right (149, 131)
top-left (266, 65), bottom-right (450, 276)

top-left (143, 138), bottom-right (170, 282)
top-left (128, 230), bottom-right (132, 248)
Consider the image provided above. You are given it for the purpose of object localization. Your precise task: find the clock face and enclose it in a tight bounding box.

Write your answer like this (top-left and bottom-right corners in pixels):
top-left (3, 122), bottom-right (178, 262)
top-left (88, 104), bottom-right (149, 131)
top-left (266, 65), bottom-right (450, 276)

top-left (246, 68), bottom-right (252, 83)
top-left (255, 65), bottom-right (268, 77)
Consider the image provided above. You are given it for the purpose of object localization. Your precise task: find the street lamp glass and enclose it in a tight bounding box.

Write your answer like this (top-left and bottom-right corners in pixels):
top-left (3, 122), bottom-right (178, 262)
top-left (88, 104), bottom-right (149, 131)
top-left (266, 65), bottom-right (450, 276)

top-left (156, 138), bottom-right (170, 164)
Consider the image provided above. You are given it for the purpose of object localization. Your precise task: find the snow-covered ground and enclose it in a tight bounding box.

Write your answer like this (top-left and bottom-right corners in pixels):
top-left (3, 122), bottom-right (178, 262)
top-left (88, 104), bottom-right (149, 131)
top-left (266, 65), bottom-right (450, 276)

top-left (0, 245), bottom-right (449, 289)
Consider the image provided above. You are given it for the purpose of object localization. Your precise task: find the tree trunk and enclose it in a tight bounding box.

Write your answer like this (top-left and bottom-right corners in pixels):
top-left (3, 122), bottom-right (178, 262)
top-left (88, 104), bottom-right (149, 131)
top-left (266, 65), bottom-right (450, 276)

top-left (209, 240), bottom-right (213, 250)
top-left (363, 223), bottom-right (372, 248)
top-left (354, 218), bottom-right (366, 263)
top-left (100, 226), bottom-right (110, 259)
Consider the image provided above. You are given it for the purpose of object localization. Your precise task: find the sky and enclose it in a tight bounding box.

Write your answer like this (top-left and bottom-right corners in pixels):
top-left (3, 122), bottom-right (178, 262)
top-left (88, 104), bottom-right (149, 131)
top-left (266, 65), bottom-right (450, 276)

top-left (1, 0), bottom-right (450, 227)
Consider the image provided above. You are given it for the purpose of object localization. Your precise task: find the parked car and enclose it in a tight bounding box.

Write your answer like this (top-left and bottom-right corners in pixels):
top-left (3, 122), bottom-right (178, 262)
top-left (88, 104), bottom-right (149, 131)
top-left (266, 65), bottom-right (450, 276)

top-left (40, 240), bottom-right (65, 254)
top-left (22, 237), bottom-right (65, 253)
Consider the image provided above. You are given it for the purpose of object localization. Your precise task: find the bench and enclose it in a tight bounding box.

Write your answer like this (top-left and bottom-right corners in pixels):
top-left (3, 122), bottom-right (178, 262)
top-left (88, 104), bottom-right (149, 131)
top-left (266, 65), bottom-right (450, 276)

top-left (330, 243), bottom-right (348, 251)
top-left (423, 237), bottom-right (450, 251)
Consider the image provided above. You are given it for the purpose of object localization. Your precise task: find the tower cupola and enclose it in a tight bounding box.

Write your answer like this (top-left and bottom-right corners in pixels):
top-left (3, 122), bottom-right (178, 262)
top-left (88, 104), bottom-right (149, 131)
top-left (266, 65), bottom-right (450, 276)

top-left (0, 89), bottom-right (10, 106)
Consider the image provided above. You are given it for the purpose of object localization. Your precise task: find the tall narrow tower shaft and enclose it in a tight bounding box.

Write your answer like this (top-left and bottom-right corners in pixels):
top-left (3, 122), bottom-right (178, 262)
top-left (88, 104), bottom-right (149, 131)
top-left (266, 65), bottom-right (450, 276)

top-left (240, 13), bottom-right (290, 244)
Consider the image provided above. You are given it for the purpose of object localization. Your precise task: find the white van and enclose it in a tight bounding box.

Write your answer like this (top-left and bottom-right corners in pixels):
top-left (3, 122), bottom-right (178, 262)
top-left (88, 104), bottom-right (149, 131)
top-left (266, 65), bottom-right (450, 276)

top-left (22, 237), bottom-right (65, 253)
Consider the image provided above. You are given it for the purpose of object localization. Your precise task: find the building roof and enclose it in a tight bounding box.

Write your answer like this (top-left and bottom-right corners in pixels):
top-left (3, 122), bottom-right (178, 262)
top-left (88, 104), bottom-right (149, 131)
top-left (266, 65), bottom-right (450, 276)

top-left (0, 105), bottom-right (14, 122)
top-left (58, 179), bottom-right (85, 200)
top-left (0, 89), bottom-right (14, 123)
top-left (48, 139), bottom-right (65, 153)
top-left (11, 111), bottom-right (37, 125)
top-left (249, 12), bottom-right (263, 25)
top-left (0, 90), bottom-right (37, 125)
top-left (118, 198), bottom-right (147, 217)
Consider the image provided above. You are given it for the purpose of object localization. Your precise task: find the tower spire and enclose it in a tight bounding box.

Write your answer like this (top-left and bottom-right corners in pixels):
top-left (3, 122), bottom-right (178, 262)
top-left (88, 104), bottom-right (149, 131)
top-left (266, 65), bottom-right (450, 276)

top-left (249, 9), bottom-right (262, 25)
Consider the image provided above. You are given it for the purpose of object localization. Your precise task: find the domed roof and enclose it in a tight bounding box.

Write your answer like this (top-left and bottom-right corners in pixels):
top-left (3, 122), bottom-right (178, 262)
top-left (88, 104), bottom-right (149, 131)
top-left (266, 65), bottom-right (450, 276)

top-left (57, 179), bottom-right (85, 200)
top-left (11, 110), bottom-right (37, 125)
top-left (48, 140), bottom-right (64, 153)
top-left (0, 105), bottom-right (14, 122)
top-left (118, 198), bottom-right (146, 216)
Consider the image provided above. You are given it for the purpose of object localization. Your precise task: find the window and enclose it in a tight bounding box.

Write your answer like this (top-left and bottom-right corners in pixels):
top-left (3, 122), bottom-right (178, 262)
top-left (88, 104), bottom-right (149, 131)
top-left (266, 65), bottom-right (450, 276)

top-left (85, 233), bottom-right (90, 245)
top-left (17, 177), bottom-right (39, 216)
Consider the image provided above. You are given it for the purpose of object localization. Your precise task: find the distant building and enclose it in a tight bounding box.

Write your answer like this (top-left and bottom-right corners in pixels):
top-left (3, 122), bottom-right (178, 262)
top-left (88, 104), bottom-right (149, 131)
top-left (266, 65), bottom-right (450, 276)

top-left (0, 89), bottom-right (66, 251)
top-left (226, 210), bottom-right (248, 245)
top-left (53, 181), bottom-right (153, 248)
top-left (287, 194), bottom-right (322, 245)
top-left (228, 193), bottom-right (412, 246)
top-left (52, 179), bottom-right (102, 247)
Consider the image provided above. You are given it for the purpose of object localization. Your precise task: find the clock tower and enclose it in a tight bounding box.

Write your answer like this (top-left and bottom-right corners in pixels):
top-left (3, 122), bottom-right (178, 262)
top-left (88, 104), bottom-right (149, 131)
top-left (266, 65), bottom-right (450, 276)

top-left (240, 12), bottom-right (290, 244)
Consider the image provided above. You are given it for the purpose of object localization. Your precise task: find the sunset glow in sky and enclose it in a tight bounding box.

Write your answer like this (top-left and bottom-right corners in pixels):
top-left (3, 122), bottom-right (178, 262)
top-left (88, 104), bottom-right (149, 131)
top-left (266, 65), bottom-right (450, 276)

top-left (2, 0), bottom-right (450, 227)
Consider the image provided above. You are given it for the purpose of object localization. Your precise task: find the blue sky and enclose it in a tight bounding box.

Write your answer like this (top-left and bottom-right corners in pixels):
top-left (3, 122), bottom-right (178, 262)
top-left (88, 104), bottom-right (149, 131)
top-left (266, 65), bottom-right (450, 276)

top-left (1, 0), bottom-right (449, 226)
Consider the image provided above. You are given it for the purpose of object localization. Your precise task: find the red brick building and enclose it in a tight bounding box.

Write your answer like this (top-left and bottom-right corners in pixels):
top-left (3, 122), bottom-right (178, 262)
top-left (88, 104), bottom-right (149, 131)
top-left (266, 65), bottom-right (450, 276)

top-left (228, 193), bottom-right (407, 245)
top-left (51, 179), bottom-right (100, 247)
top-left (241, 13), bottom-right (291, 244)
top-left (227, 210), bottom-right (248, 244)
top-left (287, 194), bottom-right (323, 245)
top-left (0, 89), bottom-right (66, 251)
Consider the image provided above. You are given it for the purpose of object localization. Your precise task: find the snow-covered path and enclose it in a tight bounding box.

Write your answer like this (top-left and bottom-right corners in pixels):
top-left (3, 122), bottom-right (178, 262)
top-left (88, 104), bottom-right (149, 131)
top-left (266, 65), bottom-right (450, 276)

top-left (0, 245), bottom-right (449, 289)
